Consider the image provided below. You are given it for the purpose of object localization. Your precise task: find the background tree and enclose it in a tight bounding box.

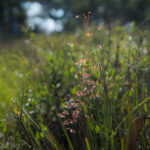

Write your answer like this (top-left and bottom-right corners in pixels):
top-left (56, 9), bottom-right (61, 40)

top-left (0, 0), bottom-right (27, 35)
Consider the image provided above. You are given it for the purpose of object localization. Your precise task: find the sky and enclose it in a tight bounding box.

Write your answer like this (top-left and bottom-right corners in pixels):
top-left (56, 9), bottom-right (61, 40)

top-left (22, 2), bottom-right (64, 34)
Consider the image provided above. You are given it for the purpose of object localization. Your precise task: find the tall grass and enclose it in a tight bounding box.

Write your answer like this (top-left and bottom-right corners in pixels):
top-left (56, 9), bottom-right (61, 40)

top-left (0, 18), bottom-right (150, 150)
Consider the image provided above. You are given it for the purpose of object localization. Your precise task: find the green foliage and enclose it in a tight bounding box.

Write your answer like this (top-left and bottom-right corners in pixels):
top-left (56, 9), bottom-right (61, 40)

top-left (0, 0), bottom-right (26, 34)
top-left (0, 23), bottom-right (150, 149)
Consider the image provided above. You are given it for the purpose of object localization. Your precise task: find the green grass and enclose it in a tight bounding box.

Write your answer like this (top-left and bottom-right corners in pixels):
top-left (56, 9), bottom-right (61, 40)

top-left (0, 22), bottom-right (150, 150)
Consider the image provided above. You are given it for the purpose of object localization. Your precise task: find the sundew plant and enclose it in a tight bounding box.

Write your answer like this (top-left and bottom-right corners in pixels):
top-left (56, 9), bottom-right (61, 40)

top-left (56, 13), bottom-right (150, 150)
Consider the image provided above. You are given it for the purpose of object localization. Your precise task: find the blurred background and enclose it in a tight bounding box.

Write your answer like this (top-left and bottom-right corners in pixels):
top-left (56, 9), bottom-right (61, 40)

top-left (0, 1), bottom-right (150, 149)
top-left (0, 0), bottom-right (150, 38)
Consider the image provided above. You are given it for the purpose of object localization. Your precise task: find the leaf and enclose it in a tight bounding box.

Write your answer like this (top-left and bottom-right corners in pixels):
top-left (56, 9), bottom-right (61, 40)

top-left (85, 137), bottom-right (91, 150)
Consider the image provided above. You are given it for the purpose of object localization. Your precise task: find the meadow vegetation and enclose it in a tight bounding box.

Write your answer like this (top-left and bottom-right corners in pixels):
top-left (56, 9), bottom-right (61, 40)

top-left (0, 20), bottom-right (150, 150)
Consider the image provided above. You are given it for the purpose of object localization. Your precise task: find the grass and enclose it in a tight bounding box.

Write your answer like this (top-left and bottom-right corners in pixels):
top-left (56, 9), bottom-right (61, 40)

top-left (0, 21), bottom-right (150, 150)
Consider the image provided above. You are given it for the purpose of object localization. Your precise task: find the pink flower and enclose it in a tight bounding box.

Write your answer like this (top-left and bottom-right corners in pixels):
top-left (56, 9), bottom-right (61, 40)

top-left (76, 91), bottom-right (84, 97)
top-left (57, 113), bottom-right (65, 118)
top-left (86, 90), bottom-right (91, 94)
top-left (66, 128), bottom-right (76, 133)
top-left (83, 67), bottom-right (88, 71)
top-left (91, 85), bottom-right (96, 92)
top-left (78, 83), bottom-right (84, 87)
top-left (70, 129), bottom-right (76, 133)
top-left (83, 79), bottom-right (94, 85)
top-left (76, 58), bottom-right (86, 66)
top-left (83, 73), bottom-right (90, 78)
top-left (78, 71), bottom-right (82, 75)
top-left (65, 104), bottom-right (72, 109)
top-left (63, 120), bottom-right (70, 125)
top-left (71, 102), bottom-right (78, 107)
top-left (72, 110), bottom-right (79, 119)
top-left (62, 111), bottom-right (69, 115)
top-left (97, 44), bottom-right (102, 49)
top-left (80, 58), bottom-right (86, 63)
top-left (76, 62), bottom-right (81, 66)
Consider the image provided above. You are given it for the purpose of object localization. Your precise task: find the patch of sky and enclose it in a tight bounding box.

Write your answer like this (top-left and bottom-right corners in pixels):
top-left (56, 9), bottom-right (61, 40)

top-left (50, 8), bottom-right (64, 18)
top-left (21, 2), bottom-right (64, 34)
top-left (22, 2), bottom-right (43, 17)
